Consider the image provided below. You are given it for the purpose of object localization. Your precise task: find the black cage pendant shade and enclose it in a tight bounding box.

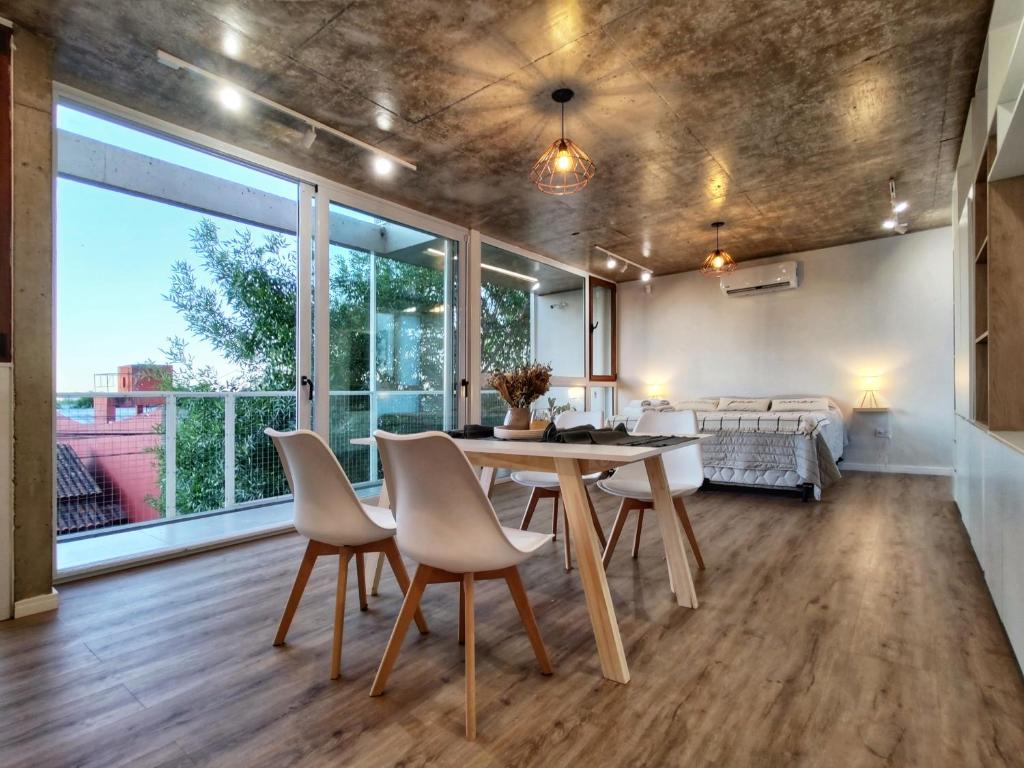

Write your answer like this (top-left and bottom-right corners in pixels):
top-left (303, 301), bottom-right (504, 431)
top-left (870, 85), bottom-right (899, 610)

top-left (530, 88), bottom-right (596, 195)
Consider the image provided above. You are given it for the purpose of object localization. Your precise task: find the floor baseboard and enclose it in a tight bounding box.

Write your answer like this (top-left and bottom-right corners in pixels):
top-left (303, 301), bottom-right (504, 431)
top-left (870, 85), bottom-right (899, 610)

top-left (13, 588), bottom-right (59, 619)
top-left (841, 462), bottom-right (953, 476)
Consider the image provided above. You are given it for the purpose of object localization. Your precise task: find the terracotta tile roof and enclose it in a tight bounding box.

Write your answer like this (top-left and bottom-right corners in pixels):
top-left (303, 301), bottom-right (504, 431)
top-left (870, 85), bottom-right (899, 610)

top-left (55, 443), bottom-right (128, 534)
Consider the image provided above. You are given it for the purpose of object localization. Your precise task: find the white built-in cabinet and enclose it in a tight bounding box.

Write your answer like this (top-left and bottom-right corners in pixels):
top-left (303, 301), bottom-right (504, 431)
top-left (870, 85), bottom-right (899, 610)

top-left (952, 0), bottom-right (1024, 670)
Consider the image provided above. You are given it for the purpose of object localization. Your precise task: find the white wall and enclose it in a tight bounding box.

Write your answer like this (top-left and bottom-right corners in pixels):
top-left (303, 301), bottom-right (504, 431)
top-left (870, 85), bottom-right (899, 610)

top-left (534, 289), bottom-right (585, 378)
top-left (618, 228), bottom-right (954, 471)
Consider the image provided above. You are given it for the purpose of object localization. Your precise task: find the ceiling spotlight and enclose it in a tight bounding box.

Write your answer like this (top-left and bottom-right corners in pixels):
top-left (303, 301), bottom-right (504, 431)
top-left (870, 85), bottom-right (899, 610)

top-left (530, 88), bottom-right (596, 195)
top-left (222, 31), bottom-right (243, 58)
top-left (640, 271), bottom-right (652, 282)
top-left (376, 112), bottom-right (393, 132)
top-left (301, 125), bottom-right (317, 149)
top-left (606, 256), bottom-right (617, 269)
top-left (884, 178), bottom-right (909, 235)
top-left (218, 85), bottom-right (243, 111)
top-left (373, 156), bottom-right (395, 176)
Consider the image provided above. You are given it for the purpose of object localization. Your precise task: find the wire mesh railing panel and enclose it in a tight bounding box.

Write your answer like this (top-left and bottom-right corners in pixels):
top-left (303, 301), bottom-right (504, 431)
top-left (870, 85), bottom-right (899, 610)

top-left (172, 396), bottom-right (226, 516)
top-left (55, 395), bottom-right (166, 536)
top-left (234, 394), bottom-right (296, 504)
top-left (328, 393), bottom-right (372, 485)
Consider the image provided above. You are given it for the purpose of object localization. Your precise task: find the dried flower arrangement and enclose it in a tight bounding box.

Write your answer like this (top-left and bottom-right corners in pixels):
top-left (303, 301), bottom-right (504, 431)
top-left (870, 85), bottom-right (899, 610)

top-left (487, 362), bottom-right (552, 409)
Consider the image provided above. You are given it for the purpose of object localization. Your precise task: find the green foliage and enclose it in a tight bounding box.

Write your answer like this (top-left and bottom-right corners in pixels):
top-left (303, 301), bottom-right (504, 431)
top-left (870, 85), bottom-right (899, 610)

top-left (480, 282), bottom-right (530, 374)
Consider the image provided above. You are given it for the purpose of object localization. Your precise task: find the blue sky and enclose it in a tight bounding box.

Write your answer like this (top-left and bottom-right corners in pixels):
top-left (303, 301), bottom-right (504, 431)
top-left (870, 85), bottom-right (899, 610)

top-left (56, 104), bottom-right (299, 392)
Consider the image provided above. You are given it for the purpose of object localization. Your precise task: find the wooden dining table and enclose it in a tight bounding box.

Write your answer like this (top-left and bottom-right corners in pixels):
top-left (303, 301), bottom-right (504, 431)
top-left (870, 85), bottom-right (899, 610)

top-left (352, 434), bottom-right (707, 684)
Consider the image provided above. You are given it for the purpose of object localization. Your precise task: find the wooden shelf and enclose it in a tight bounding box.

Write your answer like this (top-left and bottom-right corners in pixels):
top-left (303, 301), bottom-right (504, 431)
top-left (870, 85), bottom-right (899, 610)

top-left (976, 331), bottom-right (990, 344)
top-left (853, 407), bottom-right (890, 413)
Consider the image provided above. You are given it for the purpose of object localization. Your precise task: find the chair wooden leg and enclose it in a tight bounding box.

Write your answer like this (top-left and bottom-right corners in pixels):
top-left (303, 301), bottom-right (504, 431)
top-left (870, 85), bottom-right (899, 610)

top-left (371, 552), bottom-right (386, 596)
top-left (458, 581), bottom-right (465, 645)
top-left (674, 497), bottom-right (705, 570)
top-left (330, 551), bottom-right (352, 680)
top-left (503, 567), bottom-right (553, 675)
top-left (602, 499), bottom-right (630, 570)
top-left (586, 489), bottom-right (607, 548)
top-left (631, 508), bottom-right (645, 559)
top-left (463, 573), bottom-right (476, 741)
top-left (382, 539), bottom-right (428, 634)
top-left (551, 494), bottom-right (559, 539)
top-left (561, 503), bottom-right (572, 572)
top-left (520, 488), bottom-right (541, 530)
top-left (355, 553), bottom-right (368, 611)
top-left (274, 540), bottom-right (318, 646)
top-left (370, 564), bottom-right (430, 696)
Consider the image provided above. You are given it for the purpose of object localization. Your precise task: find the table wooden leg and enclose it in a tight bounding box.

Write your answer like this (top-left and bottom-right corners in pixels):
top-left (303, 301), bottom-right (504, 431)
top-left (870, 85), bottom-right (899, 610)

top-left (478, 466), bottom-right (497, 497)
top-left (368, 480), bottom-right (391, 597)
top-left (644, 456), bottom-right (698, 608)
top-left (554, 458), bottom-right (630, 684)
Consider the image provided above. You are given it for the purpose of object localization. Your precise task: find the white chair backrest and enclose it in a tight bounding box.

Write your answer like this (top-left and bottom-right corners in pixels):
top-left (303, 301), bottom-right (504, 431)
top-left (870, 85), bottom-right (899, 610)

top-left (612, 410), bottom-right (704, 488)
top-left (555, 409), bottom-right (605, 430)
top-left (265, 428), bottom-right (385, 544)
top-left (374, 430), bottom-right (522, 572)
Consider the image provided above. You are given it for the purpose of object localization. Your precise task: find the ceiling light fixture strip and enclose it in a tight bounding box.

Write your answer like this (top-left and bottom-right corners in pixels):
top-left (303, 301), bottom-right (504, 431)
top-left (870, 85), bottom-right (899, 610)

top-left (593, 245), bottom-right (651, 275)
top-left (155, 49), bottom-right (417, 171)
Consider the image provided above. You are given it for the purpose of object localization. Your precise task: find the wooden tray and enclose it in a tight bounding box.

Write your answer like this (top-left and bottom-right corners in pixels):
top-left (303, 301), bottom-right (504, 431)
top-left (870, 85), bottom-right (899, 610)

top-left (493, 426), bottom-right (546, 441)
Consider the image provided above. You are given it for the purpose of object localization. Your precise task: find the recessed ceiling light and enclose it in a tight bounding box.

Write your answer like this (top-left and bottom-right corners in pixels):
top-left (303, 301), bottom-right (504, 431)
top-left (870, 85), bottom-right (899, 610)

top-left (882, 219), bottom-right (896, 230)
top-left (373, 156), bottom-right (395, 176)
top-left (893, 201), bottom-right (909, 213)
top-left (222, 31), bottom-right (243, 58)
top-left (640, 271), bottom-right (652, 282)
top-left (605, 256), bottom-right (616, 269)
top-left (218, 85), bottom-right (243, 111)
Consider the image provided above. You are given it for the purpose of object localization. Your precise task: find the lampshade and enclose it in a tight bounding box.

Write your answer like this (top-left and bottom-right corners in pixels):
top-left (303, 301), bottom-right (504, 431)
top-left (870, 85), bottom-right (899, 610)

top-left (530, 137), bottom-right (596, 195)
top-left (862, 375), bottom-right (881, 391)
top-left (700, 221), bottom-right (738, 277)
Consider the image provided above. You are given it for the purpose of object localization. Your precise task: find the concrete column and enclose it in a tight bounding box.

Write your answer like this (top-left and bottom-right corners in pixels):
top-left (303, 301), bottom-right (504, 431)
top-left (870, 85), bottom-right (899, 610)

top-left (11, 29), bottom-right (54, 605)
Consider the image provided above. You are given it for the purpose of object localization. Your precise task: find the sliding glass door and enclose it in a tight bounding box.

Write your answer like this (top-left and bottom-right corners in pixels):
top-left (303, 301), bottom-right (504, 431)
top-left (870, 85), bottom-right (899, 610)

top-left (312, 197), bottom-right (462, 488)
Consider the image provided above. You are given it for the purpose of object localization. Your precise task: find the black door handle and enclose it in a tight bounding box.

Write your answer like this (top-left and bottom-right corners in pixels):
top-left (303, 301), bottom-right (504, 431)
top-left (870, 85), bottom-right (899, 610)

top-left (301, 375), bottom-right (314, 401)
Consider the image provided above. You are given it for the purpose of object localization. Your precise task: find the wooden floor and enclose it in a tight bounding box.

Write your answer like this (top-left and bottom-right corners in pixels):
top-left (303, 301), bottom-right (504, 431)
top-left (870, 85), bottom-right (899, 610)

top-left (3, 473), bottom-right (1023, 767)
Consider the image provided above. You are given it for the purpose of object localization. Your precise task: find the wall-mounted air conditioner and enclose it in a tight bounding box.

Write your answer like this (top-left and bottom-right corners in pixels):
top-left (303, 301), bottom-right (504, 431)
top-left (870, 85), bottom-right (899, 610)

top-left (720, 260), bottom-right (800, 297)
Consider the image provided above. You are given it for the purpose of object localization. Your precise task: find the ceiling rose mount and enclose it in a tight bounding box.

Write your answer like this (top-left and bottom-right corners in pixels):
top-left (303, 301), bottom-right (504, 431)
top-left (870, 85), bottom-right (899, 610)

top-left (700, 221), bottom-right (737, 277)
top-left (530, 88), bottom-right (596, 195)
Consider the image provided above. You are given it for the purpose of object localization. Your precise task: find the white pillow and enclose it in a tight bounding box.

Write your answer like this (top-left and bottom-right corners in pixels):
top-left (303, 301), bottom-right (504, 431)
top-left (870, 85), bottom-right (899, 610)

top-left (771, 397), bottom-right (831, 412)
top-left (674, 398), bottom-right (719, 411)
top-left (717, 397), bottom-right (771, 412)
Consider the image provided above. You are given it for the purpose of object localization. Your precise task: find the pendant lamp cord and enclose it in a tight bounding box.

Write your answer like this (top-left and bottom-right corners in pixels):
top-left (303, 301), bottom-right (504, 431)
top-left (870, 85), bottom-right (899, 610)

top-left (561, 102), bottom-right (565, 141)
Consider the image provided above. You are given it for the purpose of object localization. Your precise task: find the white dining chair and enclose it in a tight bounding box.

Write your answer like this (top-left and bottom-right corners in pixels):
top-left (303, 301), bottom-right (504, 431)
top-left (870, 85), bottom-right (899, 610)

top-left (265, 428), bottom-right (428, 680)
top-left (370, 430), bottom-right (553, 741)
top-left (510, 409), bottom-right (607, 571)
top-left (595, 410), bottom-right (706, 570)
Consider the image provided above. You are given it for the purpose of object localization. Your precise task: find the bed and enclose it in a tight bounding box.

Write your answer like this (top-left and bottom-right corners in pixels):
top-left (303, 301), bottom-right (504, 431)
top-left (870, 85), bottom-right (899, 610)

top-left (609, 397), bottom-right (845, 500)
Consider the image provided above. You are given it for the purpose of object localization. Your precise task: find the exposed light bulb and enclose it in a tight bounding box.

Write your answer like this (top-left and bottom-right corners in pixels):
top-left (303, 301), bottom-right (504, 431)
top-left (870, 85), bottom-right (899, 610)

top-left (218, 85), bottom-right (243, 111)
top-left (711, 254), bottom-right (725, 269)
top-left (373, 156), bottom-right (394, 176)
top-left (555, 149), bottom-right (573, 172)
top-left (640, 271), bottom-right (652, 282)
top-left (882, 219), bottom-right (896, 230)
top-left (222, 31), bottom-right (243, 58)
top-left (893, 201), bottom-right (909, 213)
top-left (606, 256), bottom-right (617, 269)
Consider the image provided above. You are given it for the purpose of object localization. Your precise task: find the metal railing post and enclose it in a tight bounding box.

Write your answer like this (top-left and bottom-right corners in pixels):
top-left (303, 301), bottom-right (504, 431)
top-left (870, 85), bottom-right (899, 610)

top-left (165, 394), bottom-right (177, 518)
top-left (224, 392), bottom-right (236, 508)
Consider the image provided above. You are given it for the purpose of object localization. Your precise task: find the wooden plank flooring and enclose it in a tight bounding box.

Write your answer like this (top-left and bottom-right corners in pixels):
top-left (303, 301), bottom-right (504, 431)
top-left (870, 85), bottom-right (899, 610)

top-left (2, 472), bottom-right (1023, 767)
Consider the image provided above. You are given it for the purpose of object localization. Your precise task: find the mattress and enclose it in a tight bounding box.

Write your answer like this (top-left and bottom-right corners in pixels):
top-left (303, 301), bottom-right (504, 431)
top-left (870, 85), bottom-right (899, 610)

top-left (608, 405), bottom-right (846, 499)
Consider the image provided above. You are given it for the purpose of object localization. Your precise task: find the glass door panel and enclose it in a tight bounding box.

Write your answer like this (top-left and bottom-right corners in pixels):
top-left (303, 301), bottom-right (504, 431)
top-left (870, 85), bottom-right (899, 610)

top-left (314, 199), bottom-right (459, 488)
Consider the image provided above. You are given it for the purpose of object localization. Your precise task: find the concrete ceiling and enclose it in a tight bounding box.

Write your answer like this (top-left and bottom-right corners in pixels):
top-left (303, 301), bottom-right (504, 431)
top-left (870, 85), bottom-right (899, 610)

top-left (3, 0), bottom-right (992, 280)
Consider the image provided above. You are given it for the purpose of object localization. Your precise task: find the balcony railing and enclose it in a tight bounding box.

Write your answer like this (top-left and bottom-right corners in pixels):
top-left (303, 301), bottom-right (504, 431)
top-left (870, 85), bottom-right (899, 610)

top-left (55, 389), bottom-right (457, 538)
